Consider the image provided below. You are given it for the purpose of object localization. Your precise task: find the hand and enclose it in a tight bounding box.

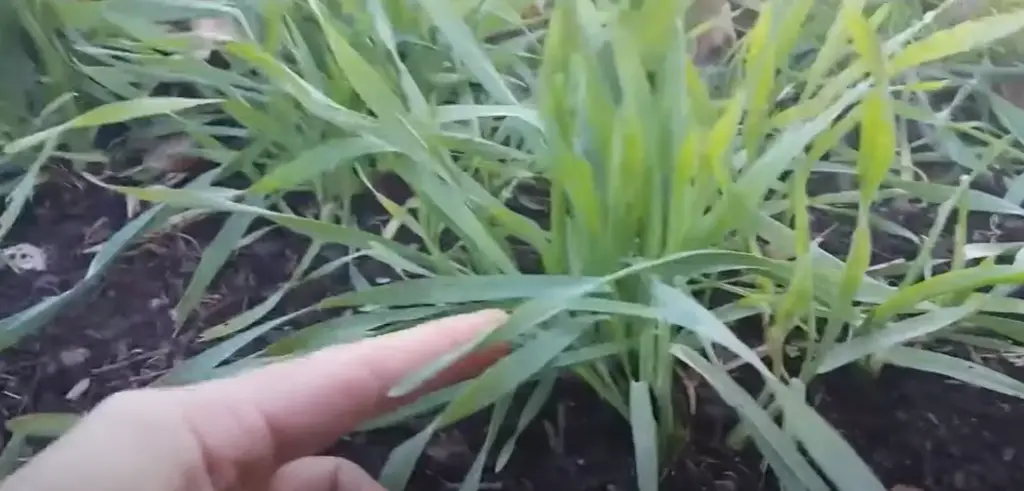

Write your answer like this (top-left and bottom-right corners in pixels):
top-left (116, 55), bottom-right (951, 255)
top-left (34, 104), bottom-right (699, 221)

top-left (0, 309), bottom-right (509, 491)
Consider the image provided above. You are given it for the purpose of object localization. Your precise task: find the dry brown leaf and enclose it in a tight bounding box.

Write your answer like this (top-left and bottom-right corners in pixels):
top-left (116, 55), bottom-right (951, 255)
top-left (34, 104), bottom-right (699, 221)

top-left (520, 0), bottom-right (547, 20)
top-left (142, 134), bottom-right (201, 174)
top-left (2, 243), bottom-right (48, 273)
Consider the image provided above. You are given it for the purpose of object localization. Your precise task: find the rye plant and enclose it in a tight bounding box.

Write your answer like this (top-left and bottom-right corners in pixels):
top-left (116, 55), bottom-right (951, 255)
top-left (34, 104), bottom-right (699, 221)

top-left (9, 0), bottom-right (1024, 490)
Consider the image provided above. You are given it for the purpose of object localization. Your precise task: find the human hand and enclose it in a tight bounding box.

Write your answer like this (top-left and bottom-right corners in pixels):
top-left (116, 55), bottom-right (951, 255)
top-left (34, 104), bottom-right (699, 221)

top-left (0, 309), bottom-right (509, 491)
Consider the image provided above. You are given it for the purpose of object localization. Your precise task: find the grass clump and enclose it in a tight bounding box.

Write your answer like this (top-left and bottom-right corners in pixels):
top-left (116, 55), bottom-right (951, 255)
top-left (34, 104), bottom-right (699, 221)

top-left (8, 0), bottom-right (1024, 489)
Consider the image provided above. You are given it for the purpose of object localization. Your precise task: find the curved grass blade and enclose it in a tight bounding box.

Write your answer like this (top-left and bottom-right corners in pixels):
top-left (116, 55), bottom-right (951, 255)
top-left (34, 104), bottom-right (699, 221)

top-left (871, 266), bottom-right (1024, 323)
top-left (317, 275), bottom-right (605, 309)
top-left (5, 413), bottom-right (80, 438)
top-left (248, 137), bottom-right (395, 195)
top-left (0, 138), bottom-right (56, 242)
top-left (883, 346), bottom-right (1024, 399)
top-left (437, 316), bottom-right (590, 426)
top-left (891, 179), bottom-right (1024, 217)
top-left (224, 41), bottom-right (378, 132)
top-left (414, 0), bottom-right (517, 105)
top-left (4, 97), bottom-right (221, 154)
top-left (818, 301), bottom-right (982, 373)
top-left (379, 424), bottom-right (436, 490)
top-left (387, 250), bottom-right (795, 399)
top-left (651, 279), bottom-right (773, 378)
top-left (363, 344), bottom-right (616, 434)
top-left (671, 344), bottom-right (828, 491)
top-left (402, 169), bottom-right (518, 274)
top-left (0, 204), bottom-right (173, 351)
top-left (201, 287), bottom-right (291, 341)
top-left (307, 0), bottom-right (406, 119)
top-left (201, 241), bottom-right (322, 340)
top-left (380, 317), bottom-right (589, 490)
top-left (774, 380), bottom-right (886, 491)
top-left (96, 183), bottom-right (446, 270)
top-left (173, 207), bottom-right (260, 327)
top-left (434, 104), bottom-right (542, 130)
top-left (154, 307), bottom-right (310, 386)
top-left (494, 372), bottom-right (556, 471)
top-left (365, 0), bottom-right (429, 118)
top-left (889, 10), bottom-right (1024, 74)
top-left (458, 396), bottom-right (512, 491)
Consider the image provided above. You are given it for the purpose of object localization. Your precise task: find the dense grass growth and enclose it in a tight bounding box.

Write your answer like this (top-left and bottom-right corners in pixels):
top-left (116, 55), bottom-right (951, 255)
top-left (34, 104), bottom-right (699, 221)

top-left (7, 0), bottom-right (1024, 489)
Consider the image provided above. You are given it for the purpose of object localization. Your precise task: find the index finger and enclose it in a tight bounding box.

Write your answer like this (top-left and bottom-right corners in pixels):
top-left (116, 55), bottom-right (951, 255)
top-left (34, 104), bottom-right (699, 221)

top-left (186, 309), bottom-right (508, 461)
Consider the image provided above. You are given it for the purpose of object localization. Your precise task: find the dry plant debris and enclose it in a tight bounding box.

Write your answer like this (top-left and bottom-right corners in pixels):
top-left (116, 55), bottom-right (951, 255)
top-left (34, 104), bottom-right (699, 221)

top-left (1, 243), bottom-right (48, 273)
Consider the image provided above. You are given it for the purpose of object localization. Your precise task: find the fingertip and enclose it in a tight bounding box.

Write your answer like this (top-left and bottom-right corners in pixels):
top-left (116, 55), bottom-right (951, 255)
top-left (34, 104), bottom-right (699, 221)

top-left (472, 307), bottom-right (510, 321)
top-left (411, 308), bottom-right (509, 341)
top-left (453, 308), bottom-right (510, 327)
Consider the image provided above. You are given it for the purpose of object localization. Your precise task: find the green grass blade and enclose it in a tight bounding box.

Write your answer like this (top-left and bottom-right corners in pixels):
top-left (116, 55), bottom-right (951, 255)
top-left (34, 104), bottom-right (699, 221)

top-left (458, 396), bottom-right (512, 491)
top-left (307, 0), bottom-right (406, 119)
top-left (360, 382), bottom-right (469, 431)
top-left (154, 308), bottom-right (309, 386)
top-left (434, 104), bottom-right (543, 130)
top-left (5, 413), bottom-right (80, 438)
top-left (173, 208), bottom-right (260, 327)
top-left (819, 301), bottom-right (983, 373)
top-left (671, 344), bottom-right (828, 491)
top-left (4, 97), bottom-right (221, 154)
top-left (886, 179), bottom-right (1024, 216)
top-left (248, 137), bottom-right (395, 195)
top-left (774, 381), bottom-right (886, 491)
top-left (889, 10), bottom-right (1024, 74)
top-left (379, 425), bottom-right (437, 491)
top-left (379, 317), bottom-right (587, 490)
top-left (317, 275), bottom-right (605, 309)
top-left (0, 139), bottom-right (55, 241)
top-left (872, 266), bottom-right (1024, 323)
top-left (365, 0), bottom-right (430, 118)
top-left (201, 287), bottom-right (292, 341)
top-left (436, 316), bottom-right (590, 425)
top-left (494, 373), bottom-right (556, 471)
top-left (736, 85), bottom-right (867, 207)
top-left (651, 280), bottom-right (773, 378)
top-left (202, 240), bottom-right (321, 340)
top-left (389, 250), bottom-right (799, 399)
top-left (403, 169), bottom-right (518, 274)
top-left (413, 0), bottom-right (517, 105)
top-left (628, 381), bottom-right (659, 491)
top-left (883, 346), bottom-right (1024, 399)
top-left (0, 433), bottom-right (27, 479)
top-left (99, 183), bottom-right (445, 270)
top-left (224, 41), bottom-right (378, 131)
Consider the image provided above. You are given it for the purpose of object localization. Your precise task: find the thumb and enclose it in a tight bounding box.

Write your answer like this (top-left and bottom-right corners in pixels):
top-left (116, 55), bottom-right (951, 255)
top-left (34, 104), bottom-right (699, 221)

top-left (268, 456), bottom-right (385, 491)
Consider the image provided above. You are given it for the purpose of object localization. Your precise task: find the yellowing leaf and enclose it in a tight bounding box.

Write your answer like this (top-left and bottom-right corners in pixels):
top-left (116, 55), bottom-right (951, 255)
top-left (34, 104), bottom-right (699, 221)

top-left (890, 10), bottom-right (1024, 74)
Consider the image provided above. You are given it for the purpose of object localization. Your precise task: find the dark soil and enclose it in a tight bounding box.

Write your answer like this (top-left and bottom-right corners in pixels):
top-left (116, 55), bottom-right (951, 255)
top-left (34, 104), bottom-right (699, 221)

top-left (2, 171), bottom-right (1024, 491)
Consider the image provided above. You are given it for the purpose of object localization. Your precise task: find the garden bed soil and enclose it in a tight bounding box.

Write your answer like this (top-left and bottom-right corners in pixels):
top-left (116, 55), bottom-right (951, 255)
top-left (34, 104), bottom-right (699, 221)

top-left (2, 176), bottom-right (1024, 491)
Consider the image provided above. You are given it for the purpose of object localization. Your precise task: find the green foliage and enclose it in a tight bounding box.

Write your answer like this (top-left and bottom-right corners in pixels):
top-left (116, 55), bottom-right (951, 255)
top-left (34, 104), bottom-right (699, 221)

top-left (8, 0), bottom-right (1024, 489)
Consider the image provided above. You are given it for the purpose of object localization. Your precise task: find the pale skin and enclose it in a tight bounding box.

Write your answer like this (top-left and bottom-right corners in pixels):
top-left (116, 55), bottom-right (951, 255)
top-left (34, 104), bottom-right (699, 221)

top-left (0, 309), bottom-right (509, 491)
